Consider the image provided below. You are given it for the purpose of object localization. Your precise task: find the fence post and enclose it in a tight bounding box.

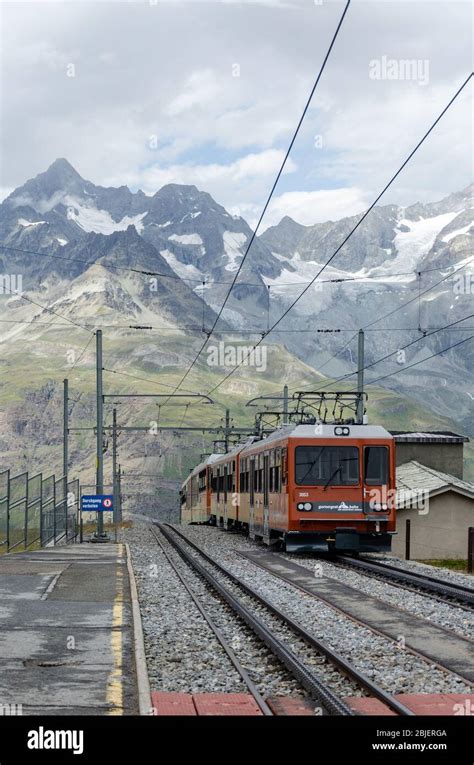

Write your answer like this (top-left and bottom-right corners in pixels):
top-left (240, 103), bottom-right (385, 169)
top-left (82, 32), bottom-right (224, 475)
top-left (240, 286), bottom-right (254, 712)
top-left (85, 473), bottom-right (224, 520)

top-left (24, 471), bottom-right (29, 550)
top-left (405, 518), bottom-right (411, 561)
top-left (6, 470), bottom-right (11, 552)
top-left (468, 527), bottom-right (474, 575)
top-left (53, 475), bottom-right (56, 545)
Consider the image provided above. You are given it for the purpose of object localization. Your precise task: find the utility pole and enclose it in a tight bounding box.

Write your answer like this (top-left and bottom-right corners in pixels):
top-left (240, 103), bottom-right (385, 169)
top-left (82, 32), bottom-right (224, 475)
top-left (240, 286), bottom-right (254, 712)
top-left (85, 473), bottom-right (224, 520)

top-left (95, 329), bottom-right (107, 539)
top-left (117, 464), bottom-right (122, 523)
top-left (63, 378), bottom-right (68, 482)
top-left (283, 384), bottom-right (289, 426)
top-left (357, 329), bottom-right (365, 425)
top-left (112, 407), bottom-right (118, 541)
top-left (63, 378), bottom-right (69, 535)
top-left (224, 409), bottom-right (230, 453)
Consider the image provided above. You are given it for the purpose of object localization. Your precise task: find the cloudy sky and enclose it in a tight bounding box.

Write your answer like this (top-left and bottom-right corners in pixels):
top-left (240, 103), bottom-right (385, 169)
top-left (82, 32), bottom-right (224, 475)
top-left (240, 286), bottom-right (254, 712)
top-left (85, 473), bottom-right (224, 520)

top-left (0, 0), bottom-right (472, 228)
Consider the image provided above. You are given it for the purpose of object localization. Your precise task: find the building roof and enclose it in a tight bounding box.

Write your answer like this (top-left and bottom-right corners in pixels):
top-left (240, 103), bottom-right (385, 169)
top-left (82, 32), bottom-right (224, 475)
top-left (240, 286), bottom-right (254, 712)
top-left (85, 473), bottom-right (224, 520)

top-left (391, 431), bottom-right (469, 444)
top-left (396, 460), bottom-right (474, 508)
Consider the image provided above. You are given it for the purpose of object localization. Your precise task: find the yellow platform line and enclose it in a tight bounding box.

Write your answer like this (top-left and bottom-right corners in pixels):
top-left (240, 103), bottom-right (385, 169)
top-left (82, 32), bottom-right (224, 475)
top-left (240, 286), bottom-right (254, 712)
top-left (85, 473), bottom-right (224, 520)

top-left (106, 544), bottom-right (124, 715)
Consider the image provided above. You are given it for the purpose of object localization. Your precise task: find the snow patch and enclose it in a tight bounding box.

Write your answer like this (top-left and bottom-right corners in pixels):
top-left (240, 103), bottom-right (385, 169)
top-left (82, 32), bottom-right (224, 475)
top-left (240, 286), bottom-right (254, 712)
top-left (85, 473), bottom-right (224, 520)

top-left (18, 218), bottom-right (45, 228)
top-left (65, 197), bottom-right (146, 234)
top-left (392, 211), bottom-right (459, 273)
top-left (168, 233), bottom-right (203, 245)
top-left (56, 237), bottom-right (68, 246)
top-left (223, 231), bottom-right (247, 272)
top-left (159, 249), bottom-right (203, 281)
top-left (442, 222), bottom-right (473, 243)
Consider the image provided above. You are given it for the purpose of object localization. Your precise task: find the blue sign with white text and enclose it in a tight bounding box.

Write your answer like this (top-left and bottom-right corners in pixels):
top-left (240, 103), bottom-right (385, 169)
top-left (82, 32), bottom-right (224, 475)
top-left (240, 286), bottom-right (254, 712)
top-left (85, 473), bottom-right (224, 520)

top-left (81, 495), bottom-right (114, 512)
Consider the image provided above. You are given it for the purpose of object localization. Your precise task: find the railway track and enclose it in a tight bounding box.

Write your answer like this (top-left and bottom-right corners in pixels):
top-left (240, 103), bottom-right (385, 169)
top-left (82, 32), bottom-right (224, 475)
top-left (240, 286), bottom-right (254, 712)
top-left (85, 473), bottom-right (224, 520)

top-left (149, 525), bottom-right (273, 715)
top-left (153, 522), bottom-right (415, 716)
top-left (333, 554), bottom-right (474, 608)
top-left (241, 547), bottom-right (474, 685)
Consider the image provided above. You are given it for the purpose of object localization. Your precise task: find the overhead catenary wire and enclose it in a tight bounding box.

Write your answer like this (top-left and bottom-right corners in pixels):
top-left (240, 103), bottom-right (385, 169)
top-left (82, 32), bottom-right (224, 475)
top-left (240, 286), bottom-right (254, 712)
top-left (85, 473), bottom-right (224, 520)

top-left (163, 0), bottom-right (352, 399)
top-left (0, 241), bottom-right (461, 289)
top-left (67, 332), bottom-right (96, 372)
top-left (0, 282), bottom-right (94, 334)
top-left (0, 318), bottom-right (472, 332)
top-left (197, 74), bottom-right (473, 399)
top-left (367, 335), bottom-right (474, 385)
top-left (311, 313), bottom-right (473, 391)
top-left (284, 258), bottom-right (473, 395)
top-left (102, 366), bottom-right (206, 397)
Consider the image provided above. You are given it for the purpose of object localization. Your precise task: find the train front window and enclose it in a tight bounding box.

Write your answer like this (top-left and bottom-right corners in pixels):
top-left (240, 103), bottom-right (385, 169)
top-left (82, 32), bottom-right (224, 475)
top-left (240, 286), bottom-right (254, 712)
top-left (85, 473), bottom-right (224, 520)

top-left (295, 446), bottom-right (359, 486)
top-left (364, 447), bottom-right (388, 485)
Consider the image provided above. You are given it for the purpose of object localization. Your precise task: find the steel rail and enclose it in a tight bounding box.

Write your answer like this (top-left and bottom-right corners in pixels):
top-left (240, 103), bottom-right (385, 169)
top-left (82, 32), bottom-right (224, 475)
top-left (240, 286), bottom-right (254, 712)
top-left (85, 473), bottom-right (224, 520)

top-left (337, 555), bottom-right (474, 607)
top-left (155, 523), bottom-right (353, 716)
top-left (149, 527), bottom-right (273, 716)
top-left (160, 523), bottom-right (414, 716)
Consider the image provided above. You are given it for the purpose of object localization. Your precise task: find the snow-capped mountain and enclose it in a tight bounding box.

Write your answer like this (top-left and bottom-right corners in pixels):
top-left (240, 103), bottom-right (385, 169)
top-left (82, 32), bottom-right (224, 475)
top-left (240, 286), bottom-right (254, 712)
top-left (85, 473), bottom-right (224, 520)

top-left (0, 159), bottom-right (281, 325)
top-left (0, 160), bottom-right (472, 435)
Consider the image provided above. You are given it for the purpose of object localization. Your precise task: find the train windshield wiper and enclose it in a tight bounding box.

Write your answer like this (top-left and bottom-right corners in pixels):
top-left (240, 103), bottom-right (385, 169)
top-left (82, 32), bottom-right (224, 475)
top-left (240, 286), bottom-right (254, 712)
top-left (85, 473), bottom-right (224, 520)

top-left (322, 464), bottom-right (342, 491)
top-left (298, 447), bottom-right (325, 485)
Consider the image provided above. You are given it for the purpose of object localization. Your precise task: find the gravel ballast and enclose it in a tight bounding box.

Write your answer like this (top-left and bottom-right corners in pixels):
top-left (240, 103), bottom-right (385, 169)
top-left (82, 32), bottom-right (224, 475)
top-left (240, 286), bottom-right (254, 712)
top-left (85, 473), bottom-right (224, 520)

top-left (124, 523), bottom-right (313, 700)
top-left (165, 523), bottom-right (473, 697)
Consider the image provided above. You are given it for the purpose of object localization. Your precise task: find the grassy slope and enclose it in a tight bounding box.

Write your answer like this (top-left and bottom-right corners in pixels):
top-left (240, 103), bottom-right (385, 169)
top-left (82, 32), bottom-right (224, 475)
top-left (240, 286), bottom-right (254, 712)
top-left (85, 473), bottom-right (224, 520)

top-left (1, 324), bottom-right (472, 498)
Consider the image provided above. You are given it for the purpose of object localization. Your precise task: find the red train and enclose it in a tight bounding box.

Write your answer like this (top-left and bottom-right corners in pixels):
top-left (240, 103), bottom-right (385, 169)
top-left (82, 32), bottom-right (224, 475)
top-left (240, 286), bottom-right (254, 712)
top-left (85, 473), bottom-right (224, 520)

top-left (180, 423), bottom-right (396, 553)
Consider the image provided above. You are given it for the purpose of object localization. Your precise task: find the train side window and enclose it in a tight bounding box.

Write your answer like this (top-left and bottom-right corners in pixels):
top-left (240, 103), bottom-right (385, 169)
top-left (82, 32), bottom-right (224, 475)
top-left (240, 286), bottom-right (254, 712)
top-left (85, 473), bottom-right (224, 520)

top-left (282, 449), bottom-right (288, 485)
top-left (250, 459), bottom-right (255, 504)
top-left (364, 446), bottom-right (389, 485)
top-left (198, 470), bottom-right (206, 492)
top-left (274, 465), bottom-right (280, 492)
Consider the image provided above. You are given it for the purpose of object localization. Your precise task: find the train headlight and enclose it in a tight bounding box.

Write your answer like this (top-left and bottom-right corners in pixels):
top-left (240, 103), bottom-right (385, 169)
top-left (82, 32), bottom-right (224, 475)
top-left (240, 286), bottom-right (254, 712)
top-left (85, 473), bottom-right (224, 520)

top-left (297, 502), bottom-right (313, 511)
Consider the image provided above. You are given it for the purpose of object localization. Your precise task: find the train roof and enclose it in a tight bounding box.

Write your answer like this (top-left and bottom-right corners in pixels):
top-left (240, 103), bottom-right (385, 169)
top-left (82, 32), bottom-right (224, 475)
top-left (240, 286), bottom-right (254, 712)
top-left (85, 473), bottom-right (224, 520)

top-left (188, 453), bottom-right (222, 479)
top-left (240, 423), bottom-right (393, 452)
top-left (207, 438), bottom-right (256, 467)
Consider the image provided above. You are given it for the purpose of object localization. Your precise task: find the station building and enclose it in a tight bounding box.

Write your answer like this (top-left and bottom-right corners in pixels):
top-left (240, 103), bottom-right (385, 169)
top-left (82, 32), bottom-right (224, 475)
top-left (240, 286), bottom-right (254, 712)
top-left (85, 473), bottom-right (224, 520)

top-left (391, 432), bottom-right (474, 561)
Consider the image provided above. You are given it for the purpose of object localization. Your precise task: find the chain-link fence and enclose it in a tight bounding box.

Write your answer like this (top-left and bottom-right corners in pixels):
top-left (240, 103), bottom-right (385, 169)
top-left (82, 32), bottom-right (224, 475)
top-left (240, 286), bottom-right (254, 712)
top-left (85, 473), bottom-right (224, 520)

top-left (0, 469), bottom-right (80, 553)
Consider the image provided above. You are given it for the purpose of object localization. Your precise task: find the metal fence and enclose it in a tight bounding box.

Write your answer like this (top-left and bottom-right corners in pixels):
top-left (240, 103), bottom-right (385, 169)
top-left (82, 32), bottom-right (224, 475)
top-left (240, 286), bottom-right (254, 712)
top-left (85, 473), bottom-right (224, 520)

top-left (0, 469), bottom-right (80, 553)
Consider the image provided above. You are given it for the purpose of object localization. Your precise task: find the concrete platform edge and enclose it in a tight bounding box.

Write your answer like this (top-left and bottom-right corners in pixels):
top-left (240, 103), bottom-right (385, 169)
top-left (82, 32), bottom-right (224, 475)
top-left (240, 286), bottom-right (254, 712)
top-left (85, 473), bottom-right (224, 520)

top-left (125, 542), bottom-right (152, 715)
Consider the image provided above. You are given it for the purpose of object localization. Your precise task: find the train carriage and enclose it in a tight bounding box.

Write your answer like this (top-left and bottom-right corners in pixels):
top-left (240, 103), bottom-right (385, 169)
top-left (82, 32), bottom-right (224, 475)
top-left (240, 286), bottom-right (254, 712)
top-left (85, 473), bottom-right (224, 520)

top-left (180, 454), bottom-right (220, 525)
top-left (181, 423), bottom-right (396, 553)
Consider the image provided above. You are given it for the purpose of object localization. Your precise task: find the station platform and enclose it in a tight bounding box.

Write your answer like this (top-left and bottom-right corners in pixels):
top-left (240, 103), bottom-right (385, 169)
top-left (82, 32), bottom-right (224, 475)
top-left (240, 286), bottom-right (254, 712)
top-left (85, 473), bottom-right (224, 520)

top-left (0, 543), bottom-right (144, 715)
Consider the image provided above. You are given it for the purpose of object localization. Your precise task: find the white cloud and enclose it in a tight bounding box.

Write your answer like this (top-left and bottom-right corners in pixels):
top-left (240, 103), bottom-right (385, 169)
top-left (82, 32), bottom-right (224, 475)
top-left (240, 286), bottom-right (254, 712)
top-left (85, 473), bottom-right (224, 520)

top-left (165, 69), bottom-right (221, 116)
top-left (262, 188), bottom-right (369, 229)
top-left (110, 149), bottom-right (296, 200)
top-left (1, 0), bottom-right (471, 228)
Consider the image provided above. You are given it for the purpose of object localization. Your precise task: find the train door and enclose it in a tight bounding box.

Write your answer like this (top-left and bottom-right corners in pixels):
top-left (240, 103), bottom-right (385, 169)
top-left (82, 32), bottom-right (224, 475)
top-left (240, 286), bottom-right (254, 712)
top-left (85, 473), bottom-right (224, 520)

top-left (363, 445), bottom-right (390, 521)
top-left (223, 464), bottom-right (228, 529)
top-left (249, 457), bottom-right (255, 539)
top-left (263, 454), bottom-right (270, 542)
top-left (216, 467), bottom-right (221, 527)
